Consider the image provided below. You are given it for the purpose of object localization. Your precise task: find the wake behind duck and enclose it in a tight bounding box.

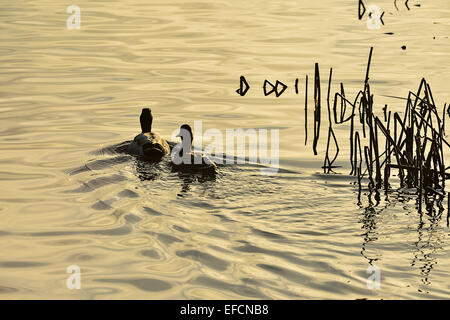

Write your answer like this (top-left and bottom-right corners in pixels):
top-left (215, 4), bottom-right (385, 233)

top-left (94, 108), bottom-right (284, 178)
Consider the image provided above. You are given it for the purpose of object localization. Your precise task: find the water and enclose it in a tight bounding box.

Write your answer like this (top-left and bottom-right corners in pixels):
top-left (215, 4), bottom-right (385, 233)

top-left (0, 0), bottom-right (449, 299)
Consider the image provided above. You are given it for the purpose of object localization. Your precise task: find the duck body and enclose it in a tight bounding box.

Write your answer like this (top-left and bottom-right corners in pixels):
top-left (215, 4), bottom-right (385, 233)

top-left (171, 124), bottom-right (217, 175)
top-left (128, 132), bottom-right (170, 161)
top-left (172, 151), bottom-right (217, 174)
top-left (127, 108), bottom-right (170, 162)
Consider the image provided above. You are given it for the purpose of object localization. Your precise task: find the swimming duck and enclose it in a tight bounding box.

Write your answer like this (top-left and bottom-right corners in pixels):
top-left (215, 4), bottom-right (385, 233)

top-left (171, 124), bottom-right (217, 174)
top-left (128, 108), bottom-right (170, 162)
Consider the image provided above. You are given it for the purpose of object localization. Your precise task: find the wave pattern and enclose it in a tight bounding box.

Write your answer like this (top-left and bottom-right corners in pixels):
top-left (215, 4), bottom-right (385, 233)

top-left (0, 0), bottom-right (449, 299)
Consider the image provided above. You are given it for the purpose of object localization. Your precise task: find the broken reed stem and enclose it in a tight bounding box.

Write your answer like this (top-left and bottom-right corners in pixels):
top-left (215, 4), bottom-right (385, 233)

top-left (305, 75), bottom-right (308, 146)
top-left (365, 47), bottom-right (374, 86)
top-left (323, 68), bottom-right (340, 173)
top-left (417, 135), bottom-right (423, 213)
top-left (313, 63), bottom-right (321, 156)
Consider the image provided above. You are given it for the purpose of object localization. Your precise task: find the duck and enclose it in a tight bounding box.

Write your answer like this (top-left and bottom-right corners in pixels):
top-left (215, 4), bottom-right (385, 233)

top-left (171, 124), bottom-right (217, 174)
top-left (128, 108), bottom-right (170, 162)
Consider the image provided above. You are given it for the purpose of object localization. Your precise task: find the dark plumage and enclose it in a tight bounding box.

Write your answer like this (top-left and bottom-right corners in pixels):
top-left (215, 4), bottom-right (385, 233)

top-left (171, 124), bottom-right (217, 174)
top-left (128, 108), bottom-right (170, 162)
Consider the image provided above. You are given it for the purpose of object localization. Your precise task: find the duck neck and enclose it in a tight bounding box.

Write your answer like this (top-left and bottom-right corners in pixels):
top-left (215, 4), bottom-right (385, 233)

top-left (140, 109), bottom-right (153, 133)
top-left (179, 138), bottom-right (192, 157)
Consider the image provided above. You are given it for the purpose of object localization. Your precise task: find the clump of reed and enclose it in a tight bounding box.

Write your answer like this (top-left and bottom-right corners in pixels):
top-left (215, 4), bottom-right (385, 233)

top-left (306, 47), bottom-right (449, 216)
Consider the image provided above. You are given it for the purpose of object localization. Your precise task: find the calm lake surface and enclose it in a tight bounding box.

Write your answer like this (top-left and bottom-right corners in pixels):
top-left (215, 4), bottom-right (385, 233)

top-left (0, 0), bottom-right (449, 299)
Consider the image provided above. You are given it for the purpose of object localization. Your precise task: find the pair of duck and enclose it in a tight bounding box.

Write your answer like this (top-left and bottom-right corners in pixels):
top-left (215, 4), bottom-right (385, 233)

top-left (128, 108), bottom-right (216, 173)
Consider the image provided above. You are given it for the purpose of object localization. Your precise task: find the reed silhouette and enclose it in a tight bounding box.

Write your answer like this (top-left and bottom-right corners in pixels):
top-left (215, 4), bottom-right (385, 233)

top-left (307, 47), bottom-right (450, 218)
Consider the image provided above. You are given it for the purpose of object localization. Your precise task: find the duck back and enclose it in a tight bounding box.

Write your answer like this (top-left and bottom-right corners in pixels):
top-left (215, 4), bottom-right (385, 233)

top-left (172, 151), bottom-right (217, 174)
top-left (128, 108), bottom-right (170, 162)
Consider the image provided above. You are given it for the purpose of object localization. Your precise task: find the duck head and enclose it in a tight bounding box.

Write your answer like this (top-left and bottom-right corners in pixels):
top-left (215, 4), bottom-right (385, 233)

top-left (140, 108), bottom-right (153, 133)
top-left (176, 124), bottom-right (193, 143)
top-left (176, 124), bottom-right (193, 156)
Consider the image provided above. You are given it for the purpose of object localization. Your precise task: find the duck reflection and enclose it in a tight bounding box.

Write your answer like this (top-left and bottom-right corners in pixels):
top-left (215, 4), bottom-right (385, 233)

top-left (132, 153), bottom-right (217, 196)
top-left (133, 157), bottom-right (168, 182)
top-left (176, 171), bottom-right (217, 196)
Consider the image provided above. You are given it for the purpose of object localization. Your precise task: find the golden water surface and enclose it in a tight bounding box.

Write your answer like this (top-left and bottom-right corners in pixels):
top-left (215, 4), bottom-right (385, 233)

top-left (0, 0), bottom-right (449, 299)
